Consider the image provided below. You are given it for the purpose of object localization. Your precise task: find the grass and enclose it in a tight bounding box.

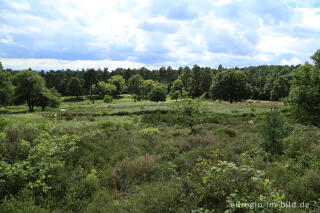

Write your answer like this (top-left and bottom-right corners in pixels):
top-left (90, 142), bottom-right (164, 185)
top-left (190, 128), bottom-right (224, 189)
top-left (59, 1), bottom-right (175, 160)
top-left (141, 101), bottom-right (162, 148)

top-left (1, 96), bottom-right (319, 212)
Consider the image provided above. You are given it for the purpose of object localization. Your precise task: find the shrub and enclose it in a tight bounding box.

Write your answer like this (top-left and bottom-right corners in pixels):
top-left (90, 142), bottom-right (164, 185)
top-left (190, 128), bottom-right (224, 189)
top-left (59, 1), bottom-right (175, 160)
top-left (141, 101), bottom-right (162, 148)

top-left (149, 85), bottom-right (167, 102)
top-left (174, 98), bottom-right (208, 134)
top-left (97, 121), bottom-right (113, 129)
top-left (114, 154), bottom-right (159, 191)
top-left (139, 127), bottom-right (159, 136)
top-left (285, 127), bottom-right (314, 158)
top-left (179, 135), bottom-right (216, 152)
top-left (64, 115), bottom-right (73, 121)
top-left (104, 95), bottom-right (113, 103)
top-left (21, 125), bottom-right (40, 142)
top-left (223, 128), bottom-right (236, 137)
top-left (0, 119), bottom-right (9, 131)
top-left (0, 133), bottom-right (79, 197)
top-left (5, 125), bottom-right (21, 143)
top-left (287, 169), bottom-right (320, 203)
top-left (66, 170), bottom-right (100, 211)
top-left (141, 112), bottom-right (178, 126)
top-left (186, 154), bottom-right (285, 212)
top-left (114, 181), bottom-right (184, 213)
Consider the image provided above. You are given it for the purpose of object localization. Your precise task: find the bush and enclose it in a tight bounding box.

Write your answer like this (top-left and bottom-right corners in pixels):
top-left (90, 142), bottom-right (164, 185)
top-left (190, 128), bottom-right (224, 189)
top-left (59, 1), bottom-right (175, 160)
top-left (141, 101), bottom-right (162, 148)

top-left (0, 133), bottom-right (79, 197)
top-left (179, 135), bottom-right (217, 152)
top-left (114, 154), bottom-right (159, 191)
top-left (66, 170), bottom-right (100, 211)
top-left (104, 95), bottom-right (113, 103)
top-left (186, 154), bottom-right (285, 212)
top-left (174, 98), bottom-right (208, 134)
top-left (114, 181), bottom-right (184, 213)
top-left (148, 85), bottom-right (167, 102)
top-left (287, 169), bottom-right (320, 203)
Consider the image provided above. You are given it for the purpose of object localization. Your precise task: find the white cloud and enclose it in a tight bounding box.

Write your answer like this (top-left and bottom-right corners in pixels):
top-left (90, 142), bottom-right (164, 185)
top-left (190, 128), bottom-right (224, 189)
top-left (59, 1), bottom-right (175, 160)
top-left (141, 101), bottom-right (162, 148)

top-left (0, 58), bottom-right (157, 70)
top-left (280, 57), bottom-right (301, 65)
top-left (0, 0), bottom-right (320, 68)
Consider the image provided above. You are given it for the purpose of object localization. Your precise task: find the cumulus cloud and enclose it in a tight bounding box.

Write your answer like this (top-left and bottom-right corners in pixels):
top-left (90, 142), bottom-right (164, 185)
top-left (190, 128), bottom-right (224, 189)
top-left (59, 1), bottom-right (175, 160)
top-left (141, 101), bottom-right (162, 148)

top-left (280, 57), bottom-right (301, 65)
top-left (0, 0), bottom-right (320, 69)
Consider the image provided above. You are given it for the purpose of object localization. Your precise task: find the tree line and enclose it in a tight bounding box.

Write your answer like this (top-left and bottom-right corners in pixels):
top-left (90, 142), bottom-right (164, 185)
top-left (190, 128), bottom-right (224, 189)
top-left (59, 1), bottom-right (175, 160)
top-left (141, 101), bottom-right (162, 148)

top-left (0, 63), bottom-right (298, 105)
top-left (1, 50), bottom-right (319, 126)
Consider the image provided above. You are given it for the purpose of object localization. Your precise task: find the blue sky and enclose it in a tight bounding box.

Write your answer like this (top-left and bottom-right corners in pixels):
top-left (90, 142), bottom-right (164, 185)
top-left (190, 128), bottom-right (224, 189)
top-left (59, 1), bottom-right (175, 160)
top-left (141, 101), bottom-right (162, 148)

top-left (1, 0), bottom-right (320, 70)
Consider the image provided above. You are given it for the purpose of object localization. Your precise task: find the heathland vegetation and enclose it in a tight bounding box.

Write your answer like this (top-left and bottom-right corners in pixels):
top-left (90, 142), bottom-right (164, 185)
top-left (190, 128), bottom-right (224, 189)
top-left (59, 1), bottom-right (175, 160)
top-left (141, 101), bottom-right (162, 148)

top-left (0, 50), bottom-right (320, 212)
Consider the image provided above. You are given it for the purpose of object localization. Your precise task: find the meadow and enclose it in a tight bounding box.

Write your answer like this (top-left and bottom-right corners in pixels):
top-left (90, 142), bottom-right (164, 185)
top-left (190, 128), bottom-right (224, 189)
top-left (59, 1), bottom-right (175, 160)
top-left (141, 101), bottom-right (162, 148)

top-left (1, 96), bottom-right (319, 212)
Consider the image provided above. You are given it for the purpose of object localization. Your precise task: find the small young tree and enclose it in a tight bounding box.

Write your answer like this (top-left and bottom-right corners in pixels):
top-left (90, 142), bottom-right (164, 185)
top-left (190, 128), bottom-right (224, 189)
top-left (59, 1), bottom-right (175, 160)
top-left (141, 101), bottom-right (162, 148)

top-left (259, 108), bottom-right (291, 155)
top-left (174, 98), bottom-right (207, 134)
top-left (149, 85), bottom-right (167, 102)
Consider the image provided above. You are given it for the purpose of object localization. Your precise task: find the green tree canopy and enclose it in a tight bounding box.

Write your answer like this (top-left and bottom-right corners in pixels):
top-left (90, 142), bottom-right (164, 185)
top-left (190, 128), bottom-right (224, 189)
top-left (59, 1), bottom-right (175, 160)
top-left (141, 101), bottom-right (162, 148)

top-left (14, 70), bottom-right (47, 112)
top-left (93, 81), bottom-right (117, 99)
top-left (210, 69), bottom-right (251, 103)
top-left (286, 57), bottom-right (320, 126)
top-left (108, 75), bottom-right (125, 96)
top-left (169, 79), bottom-right (186, 101)
top-left (149, 85), bottom-right (167, 102)
top-left (127, 74), bottom-right (144, 101)
top-left (84, 69), bottom-right (97, 104)
top-left (35, 88), bottom-right (61, 111)
top-left (0, 62), bottom-right (14, 106)
top-left (67, 77), bottom-right (83, 99)
top-left (140, 80), bottom-right (160, 99)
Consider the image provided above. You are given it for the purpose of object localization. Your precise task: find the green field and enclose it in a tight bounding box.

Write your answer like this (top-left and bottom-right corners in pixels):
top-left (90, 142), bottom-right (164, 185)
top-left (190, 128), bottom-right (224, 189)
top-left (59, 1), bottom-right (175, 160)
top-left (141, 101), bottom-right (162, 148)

top-left (1, 97), bottom-right (319, 213)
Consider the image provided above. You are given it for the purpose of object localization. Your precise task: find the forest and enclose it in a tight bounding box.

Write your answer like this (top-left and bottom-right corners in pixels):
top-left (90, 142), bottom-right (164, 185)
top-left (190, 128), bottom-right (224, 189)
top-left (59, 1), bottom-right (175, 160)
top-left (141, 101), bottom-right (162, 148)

top-left (0, 50), bottom-right (320, 212)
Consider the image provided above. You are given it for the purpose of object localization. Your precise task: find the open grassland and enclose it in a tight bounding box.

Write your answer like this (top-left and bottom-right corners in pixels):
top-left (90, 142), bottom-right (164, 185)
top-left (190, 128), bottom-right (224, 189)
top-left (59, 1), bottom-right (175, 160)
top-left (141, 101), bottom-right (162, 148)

top-left (0, 97), bottom-right (319, 213)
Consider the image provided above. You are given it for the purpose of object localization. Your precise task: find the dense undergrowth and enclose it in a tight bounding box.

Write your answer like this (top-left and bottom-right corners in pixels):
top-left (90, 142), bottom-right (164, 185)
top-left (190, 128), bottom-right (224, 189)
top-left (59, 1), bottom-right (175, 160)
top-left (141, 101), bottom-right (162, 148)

top-left (0, 100), bottom-right (319, 212)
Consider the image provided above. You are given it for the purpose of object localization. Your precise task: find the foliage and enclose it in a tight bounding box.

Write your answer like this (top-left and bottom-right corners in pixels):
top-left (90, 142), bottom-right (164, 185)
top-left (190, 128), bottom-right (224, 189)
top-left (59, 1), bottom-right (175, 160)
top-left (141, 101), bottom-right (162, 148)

top-left (103, 95), bottom-right (113, 103)
top-left (84, 69), bottom-right (97, 104)
top-left (169, 79), bottom-right (187, 101)
top-left (35, 88), bottom-right (61, 111)
top-left (174, 98), bottom-right (208, 133)
top-left (140, 79), bottom-right (160, 99)
top-left (186, 152), bottom-right (285, 212)
top-left (148, 85), bottom-right (167, 102)
top-left (66, 170), bottom-right (100, 211)
top-left (108, 75), bottom-right (125, 96)
top-left (263, 67), bottom-right (291, 101)
top-left (0, 64), bottom-right (14, 106)
top-left (67, 77), bottom-right (83, 99)
top-left (259, 108), bottom-right (291, 155)
top-left (210, 69), bottom-right (251, 103)
top-left (127, 74), bottom-right (144, 101)
top-left (285, 59), bottom-right (320, 126)
top-left (139, 127), bottom-right (159, 136)
top-left (13, 70), bottom-right (47, 112)
top-left (93, 81), bottom-right (117, 99)
top-left (114, 154), bottom-right (159, 191)
top-left (0, 132), bottom-right (79, 196)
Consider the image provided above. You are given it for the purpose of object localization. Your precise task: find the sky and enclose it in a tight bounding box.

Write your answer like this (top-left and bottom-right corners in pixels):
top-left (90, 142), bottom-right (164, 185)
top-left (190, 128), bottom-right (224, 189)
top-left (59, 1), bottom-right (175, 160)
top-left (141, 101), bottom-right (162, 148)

top-left (1, 0), bottom-right (320, 70)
